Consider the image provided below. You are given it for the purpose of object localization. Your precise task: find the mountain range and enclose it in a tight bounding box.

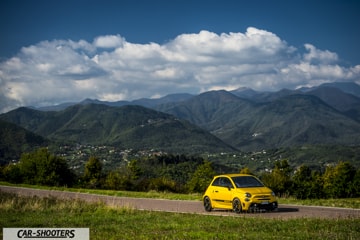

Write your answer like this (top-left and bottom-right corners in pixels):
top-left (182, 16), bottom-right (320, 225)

top-left (0, 104), bottom-right (235, 156)
top-left (1, 81), bottom-right (360, 156)
top-left (157, 89), bottom-right (360, 151)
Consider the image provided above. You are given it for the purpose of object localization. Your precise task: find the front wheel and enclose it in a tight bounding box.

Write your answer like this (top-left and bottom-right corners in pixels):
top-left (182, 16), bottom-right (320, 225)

top-left (232, 198), bottom-right (242, 213)
top-left (203, 196), bottom-right (212, 212)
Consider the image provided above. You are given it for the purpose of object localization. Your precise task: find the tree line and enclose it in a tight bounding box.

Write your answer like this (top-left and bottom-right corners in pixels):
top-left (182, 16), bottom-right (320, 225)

top-left (1, 148), bottom-right (360, 199)
top-left (261, 159), bottom-right (360, 199)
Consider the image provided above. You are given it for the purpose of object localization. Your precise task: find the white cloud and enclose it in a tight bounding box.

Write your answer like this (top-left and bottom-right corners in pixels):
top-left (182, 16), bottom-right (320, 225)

top-left (93, 35), bottom-right (125, 48)
top-left (152, 67), bottom-right (185, 80)
top-left (1, 27), bottom-right (360, 113)
top-left (303, 43), bottom-right (338, 64)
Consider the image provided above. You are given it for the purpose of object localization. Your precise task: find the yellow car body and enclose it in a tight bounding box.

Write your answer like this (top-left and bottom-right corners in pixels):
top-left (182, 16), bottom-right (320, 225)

top-left (202, 174), bottom-right (278, 213)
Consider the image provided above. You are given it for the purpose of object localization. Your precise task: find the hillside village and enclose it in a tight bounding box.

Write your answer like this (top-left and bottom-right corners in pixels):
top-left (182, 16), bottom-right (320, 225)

top-left (47, 143), bottom-right (360, 176)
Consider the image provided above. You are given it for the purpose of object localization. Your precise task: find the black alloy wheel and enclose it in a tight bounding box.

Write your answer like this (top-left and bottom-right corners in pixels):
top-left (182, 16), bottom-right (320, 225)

top-left (203, 196), bottom-right (212, 212)
top-left (232, 198), bottom-right (242, 213)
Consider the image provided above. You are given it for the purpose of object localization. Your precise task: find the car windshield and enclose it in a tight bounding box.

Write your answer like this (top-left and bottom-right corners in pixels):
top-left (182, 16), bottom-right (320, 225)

top-left (231, 176), bottom-right (264, 188)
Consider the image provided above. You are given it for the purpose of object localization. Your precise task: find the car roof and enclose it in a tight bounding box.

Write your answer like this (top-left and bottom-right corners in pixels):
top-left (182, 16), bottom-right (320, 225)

top-left (214, 174), bottom-right (254, 178)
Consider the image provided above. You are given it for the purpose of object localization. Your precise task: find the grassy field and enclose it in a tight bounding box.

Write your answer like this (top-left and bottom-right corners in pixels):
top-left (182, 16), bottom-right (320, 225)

top-left (1, 191), bottom-right (360, 240)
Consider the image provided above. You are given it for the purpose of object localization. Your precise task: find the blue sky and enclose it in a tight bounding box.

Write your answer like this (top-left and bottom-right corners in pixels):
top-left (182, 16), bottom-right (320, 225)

top-left (0, 0), bottom-right (360, 112)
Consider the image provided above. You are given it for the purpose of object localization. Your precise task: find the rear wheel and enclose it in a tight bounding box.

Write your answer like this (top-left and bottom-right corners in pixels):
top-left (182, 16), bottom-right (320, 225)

top-left (203, 196), bottom-right (212, 212)
top-left (232, 198), bottom-right (242, 213)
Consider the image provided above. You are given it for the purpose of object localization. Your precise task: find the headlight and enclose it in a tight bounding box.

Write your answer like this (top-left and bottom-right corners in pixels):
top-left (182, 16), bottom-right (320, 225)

top-left (245, 192), bottom-right (252, 198)
top-left (271, 192), bottom-right (276, 196)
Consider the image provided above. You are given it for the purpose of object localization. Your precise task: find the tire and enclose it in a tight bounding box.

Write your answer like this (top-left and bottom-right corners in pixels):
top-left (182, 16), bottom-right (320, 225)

top-left (203, 196), bottom-right (212, 212)
top-left (232, 198), bottom-right (242, 213)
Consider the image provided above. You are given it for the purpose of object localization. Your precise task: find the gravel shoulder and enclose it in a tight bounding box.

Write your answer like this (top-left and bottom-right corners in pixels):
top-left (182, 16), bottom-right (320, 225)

top-left (1, 185), bottom-right (359, 219)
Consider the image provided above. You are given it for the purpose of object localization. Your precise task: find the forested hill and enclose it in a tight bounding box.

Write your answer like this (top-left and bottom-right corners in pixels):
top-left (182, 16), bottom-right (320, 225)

top-left (0, 119), bottom-right (48, 163)
top-left (0, 104), bottom-right (235, 154)
top-left (157, 90), bottom-right (360, 151)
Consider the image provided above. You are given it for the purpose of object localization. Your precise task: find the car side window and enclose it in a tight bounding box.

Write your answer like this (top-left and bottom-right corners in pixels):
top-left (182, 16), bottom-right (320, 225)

top-left (212, 177), bottom-right (222, 186)
top-left (212, 177), bottom-right (233, 188)
top-left (221, 177), bottom-right (234, 188)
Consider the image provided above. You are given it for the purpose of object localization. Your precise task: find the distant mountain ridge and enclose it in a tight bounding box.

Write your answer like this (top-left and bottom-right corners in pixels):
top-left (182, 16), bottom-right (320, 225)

top-left (31, 81), bottom-right (360, 113)
top-left (299, 82), bottom-right (360, 97)
top-left (35, 93), bottom-right (194, 111)
top-left (1, 81), bottom-right (360, 153)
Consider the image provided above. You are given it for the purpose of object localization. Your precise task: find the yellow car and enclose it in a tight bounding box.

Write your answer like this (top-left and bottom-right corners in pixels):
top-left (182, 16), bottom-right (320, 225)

top-left (203, 174), bottom-right (278, 213)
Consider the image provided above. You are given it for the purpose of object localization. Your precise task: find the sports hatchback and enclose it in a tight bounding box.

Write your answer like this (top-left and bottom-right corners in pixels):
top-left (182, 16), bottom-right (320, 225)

top-left (203, 174), bottom-right (278, 213)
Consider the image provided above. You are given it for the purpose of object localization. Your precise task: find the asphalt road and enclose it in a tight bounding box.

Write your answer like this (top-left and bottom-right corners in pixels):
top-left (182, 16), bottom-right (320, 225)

top-left (1, 185), bottom-right (359, 219)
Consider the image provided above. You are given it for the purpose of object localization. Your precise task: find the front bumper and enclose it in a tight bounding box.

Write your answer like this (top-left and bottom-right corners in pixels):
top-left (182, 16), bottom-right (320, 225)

top-left (248, 201), bottom-right (278, 212)
top-left (242, 199), bottom-right (278, 211)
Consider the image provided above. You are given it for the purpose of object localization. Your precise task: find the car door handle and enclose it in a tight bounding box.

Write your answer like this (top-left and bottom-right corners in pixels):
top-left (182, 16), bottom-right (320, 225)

top-left (214, 190), bottom-right (218, 193)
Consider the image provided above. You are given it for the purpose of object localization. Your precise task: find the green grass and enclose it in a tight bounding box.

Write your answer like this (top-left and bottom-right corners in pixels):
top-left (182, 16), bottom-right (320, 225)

top-left (0, 182), bottom-right (201, 200)
top-left (1, 191), bottom-right (359, 240)
top-left (279, 197), bottom-right (360, 209)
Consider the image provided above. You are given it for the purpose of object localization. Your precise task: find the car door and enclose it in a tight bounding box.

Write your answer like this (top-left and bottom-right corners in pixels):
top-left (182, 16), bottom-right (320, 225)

top-left (210, 177), bottom-right (234, 208)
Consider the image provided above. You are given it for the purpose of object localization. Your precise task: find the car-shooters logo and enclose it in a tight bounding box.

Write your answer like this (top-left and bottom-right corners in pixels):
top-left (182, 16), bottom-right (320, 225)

top-left (3, 228), bottom-right (89, 240)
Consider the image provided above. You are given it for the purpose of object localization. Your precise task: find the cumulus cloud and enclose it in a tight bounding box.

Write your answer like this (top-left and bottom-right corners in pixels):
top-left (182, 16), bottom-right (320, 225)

top-left (93, 35), bottom-right (125, 48)
top-left (0, 27), bottom-right (359, 113)
top-left (303, 43), bottom-right (338, 64)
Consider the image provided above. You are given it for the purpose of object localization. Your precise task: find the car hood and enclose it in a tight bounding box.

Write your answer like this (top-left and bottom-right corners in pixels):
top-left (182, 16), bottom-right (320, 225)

top-left (236, 186), bottom-right (272, 194)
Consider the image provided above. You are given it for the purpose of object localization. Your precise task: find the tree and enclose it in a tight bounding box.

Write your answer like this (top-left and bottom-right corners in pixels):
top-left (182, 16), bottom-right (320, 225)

top-left (309, 171), bottom-right (325, 199)
top-left (291, 165), bottom-right (313, 199)
top-left (323, 161), bottom-right (356, 198)
top-left (83, 156), bottom-right (103, 188)
top-left (148, 177), bottom-right (178, 192)
top-left (127, 160), bottom-right (142, 180)
top-left (3, 164), bottom-right (22, 183)
top-left (104, 170), bottom-right (132, 190)
top-left (17, 148), bottom-right (75, 186)
top-left (187, 160), bottom-right (216, 193)
top-left (351, 169), bottom-right (360, 197)
top-left (261, 159), bottom-right (292, 197)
